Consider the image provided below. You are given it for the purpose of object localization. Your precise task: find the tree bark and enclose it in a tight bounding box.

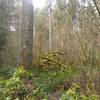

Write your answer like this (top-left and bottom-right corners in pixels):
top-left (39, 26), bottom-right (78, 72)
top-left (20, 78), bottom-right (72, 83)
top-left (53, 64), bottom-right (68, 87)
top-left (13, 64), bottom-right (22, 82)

top-left (21, 0), bottom-right (33, 68)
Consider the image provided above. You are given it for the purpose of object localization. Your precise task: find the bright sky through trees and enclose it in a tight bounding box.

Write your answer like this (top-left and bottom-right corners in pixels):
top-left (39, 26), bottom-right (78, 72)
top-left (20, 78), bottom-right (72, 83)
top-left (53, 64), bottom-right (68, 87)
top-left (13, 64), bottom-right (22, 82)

top-left (33, 0), bottom-right (46, 8)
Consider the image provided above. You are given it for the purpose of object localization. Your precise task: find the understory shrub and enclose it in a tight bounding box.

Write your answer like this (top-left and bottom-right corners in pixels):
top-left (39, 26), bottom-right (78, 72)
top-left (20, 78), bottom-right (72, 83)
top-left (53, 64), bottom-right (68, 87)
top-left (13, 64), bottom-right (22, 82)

top-left (0, 66), bottom-right (33, 100)
top-left (0, 65), bottom-right (16, 79)
top-left (60, 83), bottom-right (99, 100)
top-left (33, 68), bottom-right (75, 98)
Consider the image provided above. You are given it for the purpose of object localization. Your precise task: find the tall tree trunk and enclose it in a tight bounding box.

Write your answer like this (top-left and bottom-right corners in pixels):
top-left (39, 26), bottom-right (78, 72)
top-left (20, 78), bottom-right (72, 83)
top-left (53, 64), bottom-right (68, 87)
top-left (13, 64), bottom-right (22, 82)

top-left (22, 0), bottom-right (33, 68)
top-left (48, 0), bottom-right (52, 50)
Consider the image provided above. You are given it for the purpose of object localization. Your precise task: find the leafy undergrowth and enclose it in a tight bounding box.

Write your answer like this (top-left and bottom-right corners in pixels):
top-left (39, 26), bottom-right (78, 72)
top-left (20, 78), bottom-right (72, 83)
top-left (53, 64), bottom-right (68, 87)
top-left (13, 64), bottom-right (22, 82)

top-left (0, 65), bottom-right (16, 79)
top-left (0, 65), bottom-right (99, 100)
top-left (60, 83), bottom-right (99, 100)
top-left (0, 66), bottom-right (33, 100)
top-left (0, 65), bottom-right (77, 100)
top-left (0, 53), bottom-right (99, 100)
top-left (33, 67), bottom-right (76, 98)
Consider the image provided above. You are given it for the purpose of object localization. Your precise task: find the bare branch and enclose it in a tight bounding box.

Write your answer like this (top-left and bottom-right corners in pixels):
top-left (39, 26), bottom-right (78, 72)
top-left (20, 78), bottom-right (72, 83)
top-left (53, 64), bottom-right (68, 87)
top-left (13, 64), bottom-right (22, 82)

top-left (93, 0), bottom-right (100, 16)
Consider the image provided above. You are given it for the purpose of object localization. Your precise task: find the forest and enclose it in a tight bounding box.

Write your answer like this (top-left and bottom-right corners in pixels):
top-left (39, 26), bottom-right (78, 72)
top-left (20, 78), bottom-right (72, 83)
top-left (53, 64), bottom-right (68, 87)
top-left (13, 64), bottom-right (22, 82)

top-left (0, 0), bottom-right (100, 100)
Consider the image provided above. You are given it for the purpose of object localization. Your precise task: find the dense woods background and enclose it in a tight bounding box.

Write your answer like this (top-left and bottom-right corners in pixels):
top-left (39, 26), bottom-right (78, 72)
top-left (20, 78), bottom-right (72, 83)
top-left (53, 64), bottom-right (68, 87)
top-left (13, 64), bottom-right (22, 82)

top-left (0, 0), bottom-right (100, 100)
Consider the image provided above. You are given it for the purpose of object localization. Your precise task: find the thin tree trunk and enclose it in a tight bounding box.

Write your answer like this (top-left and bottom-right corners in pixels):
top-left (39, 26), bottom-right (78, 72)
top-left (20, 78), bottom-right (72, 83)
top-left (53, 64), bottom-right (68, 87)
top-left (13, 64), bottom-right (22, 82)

top-left (48, 0), bottom-right (52, 50)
